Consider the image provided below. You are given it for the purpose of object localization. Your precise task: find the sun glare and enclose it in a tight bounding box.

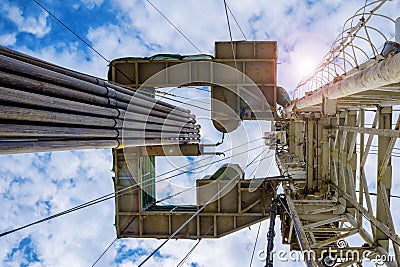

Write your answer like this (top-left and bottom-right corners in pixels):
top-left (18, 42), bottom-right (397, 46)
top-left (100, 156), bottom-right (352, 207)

top-left (287, 32), bottom-right (329, 80)
top-left (297, 58), bottom-right (318, 77)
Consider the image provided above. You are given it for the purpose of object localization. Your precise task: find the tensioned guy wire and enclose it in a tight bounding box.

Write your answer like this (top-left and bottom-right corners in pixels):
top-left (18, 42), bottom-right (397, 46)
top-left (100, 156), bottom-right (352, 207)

top-left (31, 0), bottom-right (204, 105)
top-left (32, 0), bottom-right (110, 64)
top-left (176, 154), bottom-right (271, 267)
top-left (249, 222), bottom-right (262, 266)
top-left (91, 216), bottom-right (138, 267)
top-left (145, 0), bottom-right (203, 54)
top-left (225, 1), bottom-right (247, 40)
top-left (137, 147), bottom-right (268, 266)
top-left (223, 0), bottom-right (240, 84)
top-left (0, 138), bottom-right (268, 237)
top-left (90, 150), bottom-right (273, 267)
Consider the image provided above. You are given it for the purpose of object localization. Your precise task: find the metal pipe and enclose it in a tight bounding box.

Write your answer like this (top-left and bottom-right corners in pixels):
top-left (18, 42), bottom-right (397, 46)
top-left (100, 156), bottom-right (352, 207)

top-left (122, 114), bottom-right (198, 128)
top-left (121, 132), bottom-right (200, 139)
top-left (0, 54), bottom-right (110, 97)
top-left (0, 124), bottom-right (119, 138)
top-left (290, 50), bottom-right (400, 111)
top-left (0, 48), bottom-right (191, 114)
top-left (0, 47), bottom-right (201, 154)
top-left (0, 124), bottom-right (198, 138)
top-left (124, 95), bottom-right (195, 119)
top-left (122, 138), bottom-right (199, 147)
top-left (0, 86), bottom-right (120, 118)
top-left (0, 69), bottom-right (193, 121)
top-left (112, 86), bottom-right (191, 114)
top-left (396, 17), bottom-right (400, 43)
top-left (123, 88), bottom-right (191, 113)
top-left (0, 46), bottom-right (101, 85)
top-left (124, 124), bottom-right (199, 133)
top-left (0, 55), bottom-right (190, 116)
top-left (0, 105), bottom-right (123, 128)
top-left (0, 71), bottom-right (113, 107)
top-left (0, 105), bottom-right (200, 135)
top-left (1, 91), bottom-right (195, 127)
top-left (124, 104), bottom-right (195, 123)
top-left (0, 139), bottom-right (119, 154)
top-left (0, 135), bottom-right (200, 155)
top-left (0, 73), bottom-right (195, 123)
top-left (122, 110), bottom-right (195, 125)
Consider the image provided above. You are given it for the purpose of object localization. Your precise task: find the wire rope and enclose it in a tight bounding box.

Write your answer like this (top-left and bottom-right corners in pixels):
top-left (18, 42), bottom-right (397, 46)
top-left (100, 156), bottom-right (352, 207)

top-left (137, 147), bottom-right (268, 266)
top-left (176, 240), bottom-right (201, 267)
top-left (157, 151), bottom-right (274, 205)
top-left (145, 0), bottom-right (203, 54)
top-left (225, 2), bottom-right (247, 40)
top-left (155, 91), bottom-right (210, 105)
top-left (91, 216), bottom-right (138, 267)
top-left (32, 0), bottom-right (109, 64)
top-left (0, 139), bottom-right (267, 237)
top-left (175, 222), bottom-right (216, 267)
top-left (32, 0), bottom-right (205, 104)
top-left (222, 0), bottom-right (240, 83)
top-left (249, 222), bottom-right (262, 266)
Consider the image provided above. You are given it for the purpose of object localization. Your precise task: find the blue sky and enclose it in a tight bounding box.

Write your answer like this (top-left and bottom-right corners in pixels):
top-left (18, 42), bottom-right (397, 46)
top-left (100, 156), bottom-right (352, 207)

top-left (2, 0), bottom-right (400, 266)
top-left (5, 237), bottom-right (41, 266)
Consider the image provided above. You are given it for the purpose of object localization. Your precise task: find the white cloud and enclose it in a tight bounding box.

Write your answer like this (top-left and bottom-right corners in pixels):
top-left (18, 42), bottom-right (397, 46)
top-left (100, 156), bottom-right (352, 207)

top-left (86, 24), bottom-right (151, 59)
top-left (81, 0), bottom-right (105, 9)
top-left (0, 33), bottom-right (17, 46)
top-left (3, 4), bottom-right (50, 38)
top-left (0, 149), bottom-right (115, 267)
top-left (47, 151), bottom-right (80, 179)
top-left (16, 41), bottom-right (108, 78)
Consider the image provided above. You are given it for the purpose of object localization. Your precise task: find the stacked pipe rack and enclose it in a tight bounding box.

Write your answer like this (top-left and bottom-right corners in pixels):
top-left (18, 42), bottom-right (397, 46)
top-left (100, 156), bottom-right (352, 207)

top-left (0, 46), bottom-right (200, 154)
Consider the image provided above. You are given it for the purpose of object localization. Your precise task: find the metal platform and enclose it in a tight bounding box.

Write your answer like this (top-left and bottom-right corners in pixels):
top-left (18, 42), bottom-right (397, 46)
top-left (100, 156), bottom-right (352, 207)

top-left (113, 147), bottom-right (275, 239)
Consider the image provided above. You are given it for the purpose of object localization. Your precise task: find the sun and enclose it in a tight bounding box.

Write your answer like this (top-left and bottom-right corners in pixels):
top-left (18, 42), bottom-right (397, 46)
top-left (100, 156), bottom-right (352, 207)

top-left (297, 57), bottom-right (319, 77)
top-left (286, 32), bottom-right (330, 80)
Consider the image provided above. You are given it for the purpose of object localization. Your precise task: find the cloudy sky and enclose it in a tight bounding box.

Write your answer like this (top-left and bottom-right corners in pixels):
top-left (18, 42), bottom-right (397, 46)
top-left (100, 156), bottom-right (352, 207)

top-left (2, 0), bottom-right (400, 266)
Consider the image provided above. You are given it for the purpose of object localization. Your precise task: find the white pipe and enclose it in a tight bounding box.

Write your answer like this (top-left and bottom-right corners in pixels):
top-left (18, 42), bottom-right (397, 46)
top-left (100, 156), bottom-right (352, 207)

top-left (289, 51), bottom-right (400, 111)
top-left (396, 17), bottom-right (400, 43)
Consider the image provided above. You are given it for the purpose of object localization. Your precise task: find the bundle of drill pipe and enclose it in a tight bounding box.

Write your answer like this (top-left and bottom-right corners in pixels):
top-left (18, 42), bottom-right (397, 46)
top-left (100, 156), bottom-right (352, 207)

top-left (0, 46), bottom-right (200, 154)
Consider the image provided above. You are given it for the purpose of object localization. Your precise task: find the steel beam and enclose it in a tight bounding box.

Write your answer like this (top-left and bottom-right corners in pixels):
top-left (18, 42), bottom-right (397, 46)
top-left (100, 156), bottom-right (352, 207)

top-left (376, 107), bottom-right (392, 251)
top-left (338, 126), bottom-right (400, 138)
top-left (306, 119), bottom-right (315, 191)
top-left (331, 183), bottom-right (400, 246)
top-left (379, 183), bottom-right (400, 265)
top-left (284, 188), bottom-right (318, 267)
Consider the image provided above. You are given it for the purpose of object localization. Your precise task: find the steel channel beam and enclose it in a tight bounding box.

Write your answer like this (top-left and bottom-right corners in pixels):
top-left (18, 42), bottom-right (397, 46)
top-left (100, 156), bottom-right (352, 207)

top-left (331, 183), bottom-right (400, 247)
top-left (376, 107), bottom-right (392, 251)
top-left (379, 183), bottom-right (400, 265)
